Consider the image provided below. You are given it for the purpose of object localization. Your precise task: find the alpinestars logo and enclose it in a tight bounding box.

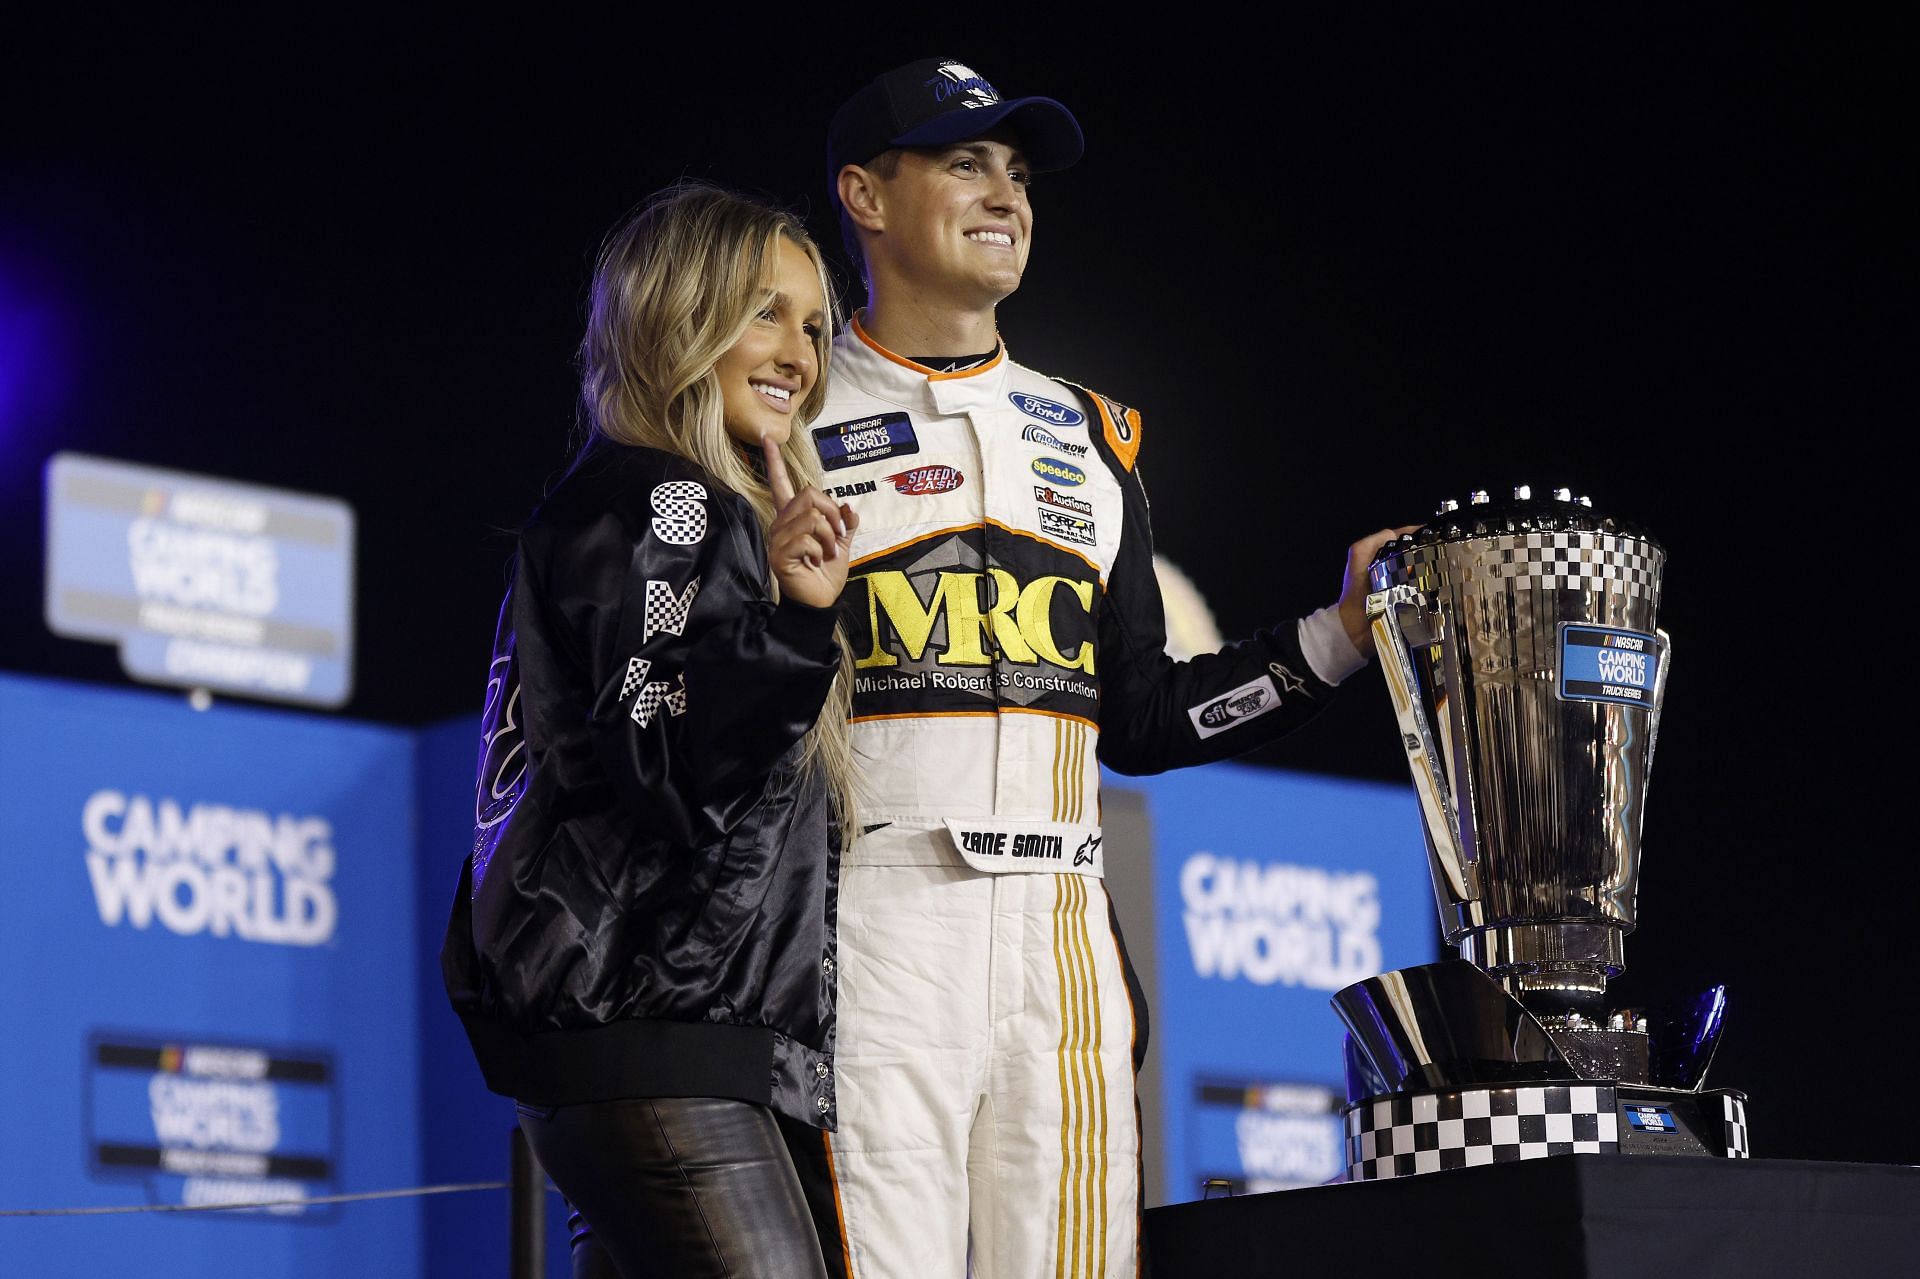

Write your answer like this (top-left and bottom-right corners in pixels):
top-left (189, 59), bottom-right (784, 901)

top-left (83, 791), bottom-right (339, 946)
top-left (1074, 834), bottom-right (1100, 867)
top-left (1269, 663), bottom-right (1309, 696)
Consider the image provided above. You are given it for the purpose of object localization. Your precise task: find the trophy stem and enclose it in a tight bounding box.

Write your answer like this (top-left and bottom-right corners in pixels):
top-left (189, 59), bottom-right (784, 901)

top-left (1456, 921), bottom-right (1625, 984)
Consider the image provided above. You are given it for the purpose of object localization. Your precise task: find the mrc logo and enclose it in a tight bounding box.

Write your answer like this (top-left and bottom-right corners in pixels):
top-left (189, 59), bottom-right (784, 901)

top-left (840, 528), bottom-right (1102, 718)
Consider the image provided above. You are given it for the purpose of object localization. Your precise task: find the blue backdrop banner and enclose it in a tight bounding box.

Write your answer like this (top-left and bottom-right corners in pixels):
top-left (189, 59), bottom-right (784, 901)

top-left (1118, 762), bottom-right (1437, 1199)
top-left (0, 673), bottom-right (421, 1275)
top-left (0, 668), bottom-right (1435, 1270)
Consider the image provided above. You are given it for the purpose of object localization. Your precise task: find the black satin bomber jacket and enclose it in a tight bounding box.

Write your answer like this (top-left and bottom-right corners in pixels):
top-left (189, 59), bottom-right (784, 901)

top-left (442, 441), bottom-right (845, 1128)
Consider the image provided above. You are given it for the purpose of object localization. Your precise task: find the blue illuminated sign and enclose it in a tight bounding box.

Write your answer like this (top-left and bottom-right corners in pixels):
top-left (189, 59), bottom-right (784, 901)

top-left (1188, 1079), bottom-right (1345, 1193)
top-left (1625, 1104), bottom-right (1677, 1133)
top-left (44, 453), bottom-right (356, 707)
top-left (1558, 624), bottom-right (1662, 709)
top-left (86, 1035), bottom-right (339, 1219)
top-left (1118, 762), bottom-right (1436, 1201)
top-left (0, 672), bottom-right (419, 1273)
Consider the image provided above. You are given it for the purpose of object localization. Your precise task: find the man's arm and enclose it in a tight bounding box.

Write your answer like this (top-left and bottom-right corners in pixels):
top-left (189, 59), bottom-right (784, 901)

top-left (1073, 386), bottom-right (1403, 775)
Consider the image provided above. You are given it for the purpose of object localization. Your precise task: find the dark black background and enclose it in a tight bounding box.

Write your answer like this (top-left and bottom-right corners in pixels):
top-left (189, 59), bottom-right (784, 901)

top-left (3, 15), bottom-right (1908, 1164)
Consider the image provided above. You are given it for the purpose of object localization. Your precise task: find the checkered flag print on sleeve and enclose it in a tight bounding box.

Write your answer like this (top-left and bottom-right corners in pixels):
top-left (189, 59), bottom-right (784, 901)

top-left (620, 657), bottom-right (652, 700)
top-left (630, 672), bottom-right (688, 728)
top-left (644, 577), bottom-right (701, 641)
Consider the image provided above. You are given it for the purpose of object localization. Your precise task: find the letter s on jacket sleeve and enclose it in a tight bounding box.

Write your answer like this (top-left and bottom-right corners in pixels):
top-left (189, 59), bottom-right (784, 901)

top-left (529, 471), bottom-right (841, 847)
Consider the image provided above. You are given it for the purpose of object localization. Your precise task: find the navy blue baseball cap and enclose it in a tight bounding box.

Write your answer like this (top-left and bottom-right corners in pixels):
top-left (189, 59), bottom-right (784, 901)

top-left (828, 58), bottom-right (1084, 202)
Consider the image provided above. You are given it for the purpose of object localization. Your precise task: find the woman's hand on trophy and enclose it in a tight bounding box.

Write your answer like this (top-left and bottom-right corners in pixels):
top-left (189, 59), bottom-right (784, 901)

top-left (763, 432), bottom-right (858, 610)
top-left (1338, 526), bottom-right (1421, 658)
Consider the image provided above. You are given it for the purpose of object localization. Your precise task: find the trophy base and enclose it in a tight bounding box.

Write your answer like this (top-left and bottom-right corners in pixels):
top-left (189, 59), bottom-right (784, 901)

top-left (1542, 1018), bottom-right (1650, 1081)
top-left (1342, 1082), bottom-right (1749, 1182)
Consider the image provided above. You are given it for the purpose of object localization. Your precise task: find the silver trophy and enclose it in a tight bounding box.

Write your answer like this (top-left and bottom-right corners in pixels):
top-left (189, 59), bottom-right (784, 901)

top-left (1332, 488), bottom-right (1747, 1180)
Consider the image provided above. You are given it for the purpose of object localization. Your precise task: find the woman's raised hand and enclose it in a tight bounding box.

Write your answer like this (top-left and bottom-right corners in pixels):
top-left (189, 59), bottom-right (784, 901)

top-left (763, 432), bottom-right (858, 610)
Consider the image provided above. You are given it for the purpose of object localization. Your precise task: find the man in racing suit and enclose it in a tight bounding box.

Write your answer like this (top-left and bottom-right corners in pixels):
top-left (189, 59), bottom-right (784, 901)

top-left (794, 58), bottom-right (1404, 1278)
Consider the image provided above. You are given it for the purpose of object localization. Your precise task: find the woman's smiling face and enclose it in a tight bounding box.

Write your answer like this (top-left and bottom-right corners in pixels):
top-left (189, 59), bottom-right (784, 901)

top-left (716, 235), bottom-right (826, 448)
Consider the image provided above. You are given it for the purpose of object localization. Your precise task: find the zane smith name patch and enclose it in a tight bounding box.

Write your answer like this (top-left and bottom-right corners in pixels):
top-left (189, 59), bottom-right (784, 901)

top-left (944, 819), bottom-right (1105, 878)
top-left (1557, 624), bottom-right (1663, 708)
top-left (813, 412), bottom-right (919, 471)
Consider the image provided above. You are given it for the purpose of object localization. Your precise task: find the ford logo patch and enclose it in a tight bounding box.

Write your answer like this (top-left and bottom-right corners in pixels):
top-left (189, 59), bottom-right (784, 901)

top-left (1030, 456), bottom-right (1086, 487)
top-left (1009, 392), bottom-right (1084, 427)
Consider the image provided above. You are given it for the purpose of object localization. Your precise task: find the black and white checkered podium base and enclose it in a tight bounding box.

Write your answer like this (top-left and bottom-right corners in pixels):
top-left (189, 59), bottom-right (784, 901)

top-left (1344, 1083), bottom-right (1750, 1181)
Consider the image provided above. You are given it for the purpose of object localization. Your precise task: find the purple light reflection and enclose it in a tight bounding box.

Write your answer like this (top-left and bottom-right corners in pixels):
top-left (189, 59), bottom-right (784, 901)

top-left (0, 253), bottom-right (70, 447)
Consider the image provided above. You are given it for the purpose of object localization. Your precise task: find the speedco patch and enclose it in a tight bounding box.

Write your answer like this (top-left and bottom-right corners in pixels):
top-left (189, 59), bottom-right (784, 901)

top-left (1008, 392), bottom-right (1085, 427)
top-left (1187, 674), bottom-right (1282, 740)
top-left (886, 465), bottom-right (965, 495)
top-left (1031, 456), bottom-right (1086, 487)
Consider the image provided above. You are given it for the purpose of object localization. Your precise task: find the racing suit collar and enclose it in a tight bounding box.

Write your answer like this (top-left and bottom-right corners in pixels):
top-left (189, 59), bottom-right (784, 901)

top-left (850, 311), bottom-right (1005, 380)
top-left (840, 311), bottom-right (1011, 414)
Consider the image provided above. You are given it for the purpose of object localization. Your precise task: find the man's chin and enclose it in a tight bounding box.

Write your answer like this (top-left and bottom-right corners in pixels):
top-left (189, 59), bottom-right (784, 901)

top-left (966, 272), bottom-right (1024, 310)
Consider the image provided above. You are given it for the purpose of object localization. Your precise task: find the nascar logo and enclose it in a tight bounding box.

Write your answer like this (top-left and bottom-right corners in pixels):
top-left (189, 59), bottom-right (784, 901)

top-left (812, 412), bottom-right (918, 471)
top-left (1031, 457), bottom-right (1086, 487)
top-left (1009, 392), bottom-right (1085, 427)
top-left (887, 465), bottom-right (965, 495)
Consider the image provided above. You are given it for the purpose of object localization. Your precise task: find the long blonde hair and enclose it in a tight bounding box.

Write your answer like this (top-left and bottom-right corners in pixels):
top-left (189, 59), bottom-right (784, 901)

top-left (580, 182), bottom-right (859, 843)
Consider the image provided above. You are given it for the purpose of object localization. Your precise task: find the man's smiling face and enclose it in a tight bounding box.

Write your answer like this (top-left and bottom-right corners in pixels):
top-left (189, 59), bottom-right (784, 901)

top-left (867, 130), bottom-right (1033, 311)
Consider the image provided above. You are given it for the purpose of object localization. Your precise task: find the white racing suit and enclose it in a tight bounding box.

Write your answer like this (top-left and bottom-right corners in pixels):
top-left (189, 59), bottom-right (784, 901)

top-left (790, 316), bottom-right (1359, 1278)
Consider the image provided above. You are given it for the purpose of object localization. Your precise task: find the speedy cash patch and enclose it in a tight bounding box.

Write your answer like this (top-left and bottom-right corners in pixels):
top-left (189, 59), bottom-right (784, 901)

top-left (886, 465), bottom-right (965, 495)
top-left (812, 412), bottom-right (919, 471)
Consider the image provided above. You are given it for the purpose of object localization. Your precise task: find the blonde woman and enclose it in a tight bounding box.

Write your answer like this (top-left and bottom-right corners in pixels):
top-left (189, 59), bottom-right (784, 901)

top-left (443, 184), bottom-right (859, 1279)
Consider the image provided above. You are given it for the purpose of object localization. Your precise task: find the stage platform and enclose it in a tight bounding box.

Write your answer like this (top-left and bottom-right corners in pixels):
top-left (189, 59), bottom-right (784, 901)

top-left (1145, 1155), bottom-right (1919, 1277)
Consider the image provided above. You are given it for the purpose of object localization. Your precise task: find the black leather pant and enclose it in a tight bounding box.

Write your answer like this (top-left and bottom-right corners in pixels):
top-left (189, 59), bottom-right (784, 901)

top-left (516, 1097), bottom-right (830, 1279)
